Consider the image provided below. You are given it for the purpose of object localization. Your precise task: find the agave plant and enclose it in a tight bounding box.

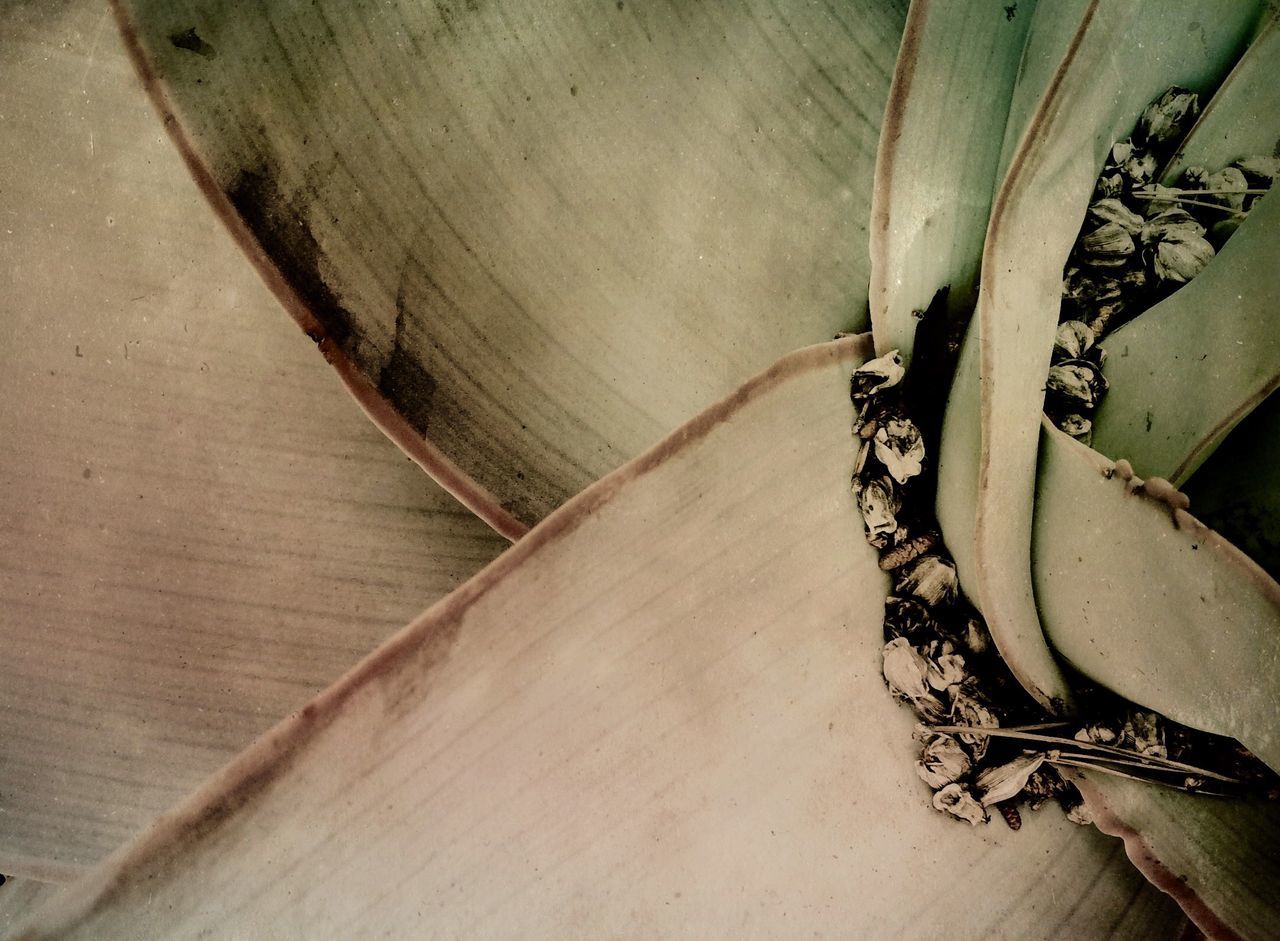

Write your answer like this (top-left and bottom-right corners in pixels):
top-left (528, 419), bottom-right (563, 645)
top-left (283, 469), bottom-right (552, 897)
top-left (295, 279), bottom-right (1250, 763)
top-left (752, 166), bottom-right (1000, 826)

top-left (3, 0), bottom-right (1279, 937)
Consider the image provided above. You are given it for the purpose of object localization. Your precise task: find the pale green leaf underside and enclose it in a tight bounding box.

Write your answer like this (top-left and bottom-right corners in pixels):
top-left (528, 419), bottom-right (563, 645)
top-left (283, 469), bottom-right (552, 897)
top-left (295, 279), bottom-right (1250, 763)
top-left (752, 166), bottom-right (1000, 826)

top-left (1092, 188), bottom-right (1280, 485)
top-left (940, 0), bottom-right (1266, 712)
top-left (1080, 772), bottom-right (1280, 941)
top-left (1034, 424), bottom-right (1280, 773)
top-left (869, 0), bottom-right (1034, 364)
top-left (0, 0), bottom-right (507, 880)
top-left (8, 340), bottom-right (1184, 940)
top-left (1164, 15), bottom-right (1280, 183)
top-left (116, 0), bottom-right (906, 532)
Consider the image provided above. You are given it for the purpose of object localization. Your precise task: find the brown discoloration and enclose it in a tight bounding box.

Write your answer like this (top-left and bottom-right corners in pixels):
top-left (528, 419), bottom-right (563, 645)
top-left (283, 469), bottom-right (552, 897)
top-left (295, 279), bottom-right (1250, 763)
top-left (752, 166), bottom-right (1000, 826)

top-left (106, 0), bottom-right (529, 542)
top-left (1073, 774), bottom-right (1245, 941)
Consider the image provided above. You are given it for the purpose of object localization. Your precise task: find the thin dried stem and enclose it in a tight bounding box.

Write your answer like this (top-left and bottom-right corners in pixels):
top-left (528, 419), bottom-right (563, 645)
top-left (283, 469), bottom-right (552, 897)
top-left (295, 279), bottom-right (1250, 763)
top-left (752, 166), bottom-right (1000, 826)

top-left (925, 725), bottom-right (1239, 782)
top-left (1049, 757), bottom-right (1235, 797)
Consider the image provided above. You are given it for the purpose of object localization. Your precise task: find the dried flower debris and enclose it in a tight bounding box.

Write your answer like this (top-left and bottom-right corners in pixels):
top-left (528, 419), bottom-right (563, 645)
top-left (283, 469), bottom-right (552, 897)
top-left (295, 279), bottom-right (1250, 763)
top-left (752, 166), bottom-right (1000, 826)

top-left (1052, 86), bottom-right (1275, 443)
top-left (851, 342), bottom-right (1277, 828)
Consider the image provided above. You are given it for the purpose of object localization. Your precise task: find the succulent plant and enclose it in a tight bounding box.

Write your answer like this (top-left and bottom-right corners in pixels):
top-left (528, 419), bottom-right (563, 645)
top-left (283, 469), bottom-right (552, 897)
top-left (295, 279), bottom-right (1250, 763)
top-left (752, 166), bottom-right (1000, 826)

top-left (4, 0), bottom-right (1280, 938)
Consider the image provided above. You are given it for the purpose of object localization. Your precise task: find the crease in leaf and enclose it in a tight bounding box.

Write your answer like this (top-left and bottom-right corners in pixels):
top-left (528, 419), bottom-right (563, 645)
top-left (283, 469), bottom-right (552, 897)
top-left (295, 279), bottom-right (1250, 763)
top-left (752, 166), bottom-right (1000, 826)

top-left (942, 0), bottom-right (1267, 713)
top-left (1091, 187), bottom-right (1280, 484)
top-left (5, 338), bottom-right (1186, 940)
top-left (1033, 422), bottom-right (1280, 774)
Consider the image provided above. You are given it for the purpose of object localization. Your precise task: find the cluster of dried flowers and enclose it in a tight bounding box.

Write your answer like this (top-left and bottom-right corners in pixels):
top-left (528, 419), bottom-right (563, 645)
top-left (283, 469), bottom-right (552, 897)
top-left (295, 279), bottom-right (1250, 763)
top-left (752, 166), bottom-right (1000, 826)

top-left (1050, 86), bottom-right (1277, 442)
top-left (851, 351), bottom-right (1085, 827)
top-left (851, 348), bottom-right (1276, 827)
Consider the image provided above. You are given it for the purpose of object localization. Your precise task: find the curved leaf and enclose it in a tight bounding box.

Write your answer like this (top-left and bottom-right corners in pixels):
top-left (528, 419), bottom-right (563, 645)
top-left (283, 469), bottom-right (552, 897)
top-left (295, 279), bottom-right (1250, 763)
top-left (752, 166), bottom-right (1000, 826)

top-left (112, 0), bottom-right (906, 531)
top-left (869, 0), bottom-right (1034, 363)
top-left (8, 340), bottom-right (1184, 939)
top-left (1164, 15), bottom-right (1280, 182)
top-left (1091, 188), bottom-right (1280, 484)
top-left (0, 0), bottom-right (506, 880)
top-left (1033, 423), bottom-right (1280, 772)
top-left (944, 0), bottom-right (1266, 712)
top-left (1079, 772), bottom-right (1280, 941)
top-left (1184, 390), bottom-right (1280, 582)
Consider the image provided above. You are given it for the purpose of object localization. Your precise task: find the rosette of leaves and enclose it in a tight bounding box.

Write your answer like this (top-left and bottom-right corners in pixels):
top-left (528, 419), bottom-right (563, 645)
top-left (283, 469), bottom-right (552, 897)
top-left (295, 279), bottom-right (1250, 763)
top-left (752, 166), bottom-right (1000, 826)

top-left (4, 0), bottom-right (1280, 938)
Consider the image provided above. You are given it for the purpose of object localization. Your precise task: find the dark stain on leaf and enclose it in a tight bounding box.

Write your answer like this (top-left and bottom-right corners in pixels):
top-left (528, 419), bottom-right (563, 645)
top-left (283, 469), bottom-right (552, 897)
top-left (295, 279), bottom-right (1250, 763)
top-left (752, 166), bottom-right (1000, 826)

top-left (169, 27), bottom-right (216, 59)
top-left (1004, 4), bottom-right (1017, 22)
top-left (227, 161), bottom-right (355, 354)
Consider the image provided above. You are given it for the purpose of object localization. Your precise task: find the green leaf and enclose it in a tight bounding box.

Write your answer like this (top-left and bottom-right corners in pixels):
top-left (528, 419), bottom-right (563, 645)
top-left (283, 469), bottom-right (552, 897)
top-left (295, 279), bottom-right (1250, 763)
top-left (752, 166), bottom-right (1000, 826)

top-left (869, 0), bottom-right (1035, 364)
top-left (115, 0), bottom-right (906, 530)
top-left (1164, 15), bottom-right (1280, 183)
top-left (1033, 424), bottom-right (1280, 773)
top-left (0, 1), bottom-right (506, 880)
top-left (1091, 187), bottom-right (1280, 484)
top-left (938, 0), bottom-right (1266, 712)
top-left (1079, 772), bottom-right (1280, 941)
top-left (1184, 391), bottom-right (1280, 582)
top-left (8, 341), bottom-right (1185, 939)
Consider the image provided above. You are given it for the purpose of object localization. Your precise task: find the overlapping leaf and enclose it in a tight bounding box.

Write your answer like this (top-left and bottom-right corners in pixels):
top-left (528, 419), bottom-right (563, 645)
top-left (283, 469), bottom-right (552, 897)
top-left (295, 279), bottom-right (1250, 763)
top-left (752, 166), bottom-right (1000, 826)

top-left (113, 0), bottom-right (906, 532)
top-left (6, 339), bottom-right (1186, 940)
top-left (0, 0), bottom-right (506, 880)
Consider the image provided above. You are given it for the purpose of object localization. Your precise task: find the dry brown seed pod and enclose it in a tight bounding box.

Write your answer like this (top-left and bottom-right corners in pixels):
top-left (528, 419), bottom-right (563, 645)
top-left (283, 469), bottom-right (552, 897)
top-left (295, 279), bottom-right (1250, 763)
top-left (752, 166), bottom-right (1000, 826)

top-left (1052, 321), bottom-right (1096, 362)
top-left (1046, 362), bottom-right (1105, 410)
top-left (895, 554), bottom-right (959, 607)
top-left (1137, 86), bottom-right (1200, 146)
top-left (1087, 198), bottom-right (1144, 235)
top-left (916, 734), bottom-right (972, 789)
top-left (873, 418), bottom-right (926, 484)
top-left (932, 783), bottom-right (987, 826)
top-left (1152, 229), bottom-right (1215, 282)
top-left (1057, 413), bottom-right (1093, 440)
top-left (1080, 221), bottom-right (1136, 266)
top-left (1140, 208), bottom-right (1205, 244)
top-left (976, 752), bottom-right (1046, 806)
top-left (879, 532), bottom-right (939, 572)
top-left (950, 691), bottom-right (999, 762)
top-left (1204, 166), bottom-right (1249, 212)
top-left (1124, 150), bottom-right (1159, 186)
top-left (849, 349), bottom-right (906, 401)
top-left (1233, 155), bottom-right (1280, 188)
top-left (882, 637), bottom-right (930, 700)
top-left (853, 474), bottom-right (901, 539)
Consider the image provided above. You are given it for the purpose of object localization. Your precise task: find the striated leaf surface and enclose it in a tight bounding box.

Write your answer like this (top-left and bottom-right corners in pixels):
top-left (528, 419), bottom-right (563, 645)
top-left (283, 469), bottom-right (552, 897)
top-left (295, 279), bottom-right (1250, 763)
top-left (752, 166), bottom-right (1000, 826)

top-left (869, 0), bottom-right (1034, 363)
top-left (1079, 772), bottom-right (1280, 941)
top-left (8, 340), bottom-right (1184, 940)
top-left (113, 0), bottom-right (906, 531)
top-left (0, 0), bottom-right (506, 880)
top-left (1091, 188), bottom-right (1280, 484)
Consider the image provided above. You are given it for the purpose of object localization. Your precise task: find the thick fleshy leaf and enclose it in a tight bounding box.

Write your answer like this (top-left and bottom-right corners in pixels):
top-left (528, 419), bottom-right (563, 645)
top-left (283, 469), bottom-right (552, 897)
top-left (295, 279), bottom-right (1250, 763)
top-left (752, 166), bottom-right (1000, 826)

top-left (1163, 16), bottom-right (1280, 182)
top-left (1079, 772), bottom-right (1280, 941)
top-left (7, 340), bottom-right (1184, 939)
top-left (1184, 391), bottom-right (1280, 582)
top-left (869, 0), bottom-right (1034, 363)
top-left (1033, 423), bottom-right (1280, 772)
top-left (0, 1), bottom-right (505, 880)
top-left (1091, 188), bottom-right (1280, 483)
top-left (940, 0), bottom-right (1266, 712)
top-left (112, 0), bottom-right (906, 532)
